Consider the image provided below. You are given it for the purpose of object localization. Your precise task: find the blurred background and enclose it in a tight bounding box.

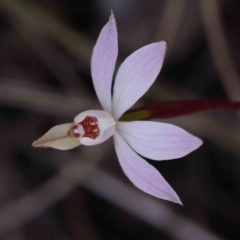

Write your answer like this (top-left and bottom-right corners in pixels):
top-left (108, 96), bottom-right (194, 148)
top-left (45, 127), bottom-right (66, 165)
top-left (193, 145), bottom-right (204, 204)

top-left (0, 0), bottom-right (240, 239)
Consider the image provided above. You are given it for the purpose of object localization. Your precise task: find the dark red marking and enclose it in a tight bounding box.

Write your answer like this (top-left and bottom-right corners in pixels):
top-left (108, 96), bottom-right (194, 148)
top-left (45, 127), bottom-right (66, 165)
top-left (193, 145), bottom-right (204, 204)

top-left (79, 116), bottom-right (99, 139)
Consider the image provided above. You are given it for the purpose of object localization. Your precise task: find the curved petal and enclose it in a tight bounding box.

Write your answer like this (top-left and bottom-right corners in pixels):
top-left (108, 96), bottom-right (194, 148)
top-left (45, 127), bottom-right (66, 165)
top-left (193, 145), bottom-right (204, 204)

top-left (74, 110), bottom-right (113, 123)
top-left (74, 110), bottom-right (115, 146)
top-left (91, 12), bottom-right (118, 113)
top-left (114, 131), bottom-right (182, 204)
top-left (117, 121), bottom-right (202, 160)
top-left (81, 126), bottom-right (115, 146)
top-left (32, 123), bottom-right (80, 150)
top-left (112, 41), bottom-right (167, 120)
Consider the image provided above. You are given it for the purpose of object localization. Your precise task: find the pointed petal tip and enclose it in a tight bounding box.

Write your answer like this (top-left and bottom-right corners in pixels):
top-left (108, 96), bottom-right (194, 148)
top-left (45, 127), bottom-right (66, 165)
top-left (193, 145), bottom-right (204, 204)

top-left (114, 132), bottom-right (184, 205)
top-left (91, 9), bottom-right (118, 112)
top-left (165, 192), bottom-right (183, 205)
top-left (159, 192), bottom-right (183, 205)
top-left (153, 40), bottom-right (167, 51)
top-left (163, 191), bottom-right (183, 205)
top-left (175, 197), bottom-right (183, 206)
top-left (155, 40), bottom-right (167, 49)
top-left (32, 141), bottom-right (41, 148)
top-left (110, 9), bottom-right (115, 19)
top-left (32, 137), bottom-right (81, 150)
top-left (32, 141), bottom-right (51, 149)
top-left (31, 123), bottom-right (81, 150)
top-left (109, 10), bottom-right (117, 29)
top-left (161, 40), bottom-right (167, 47)
top-left (158, 41), bottom-right (167, 60)
top-left (193, 136), bottom-right (203, 150)
top-left (109, 10), bottom-right (117, 27)
top-left (117, 121), bottom-right (203, 161)
top-left (175, 135), bottom-right (202, 159)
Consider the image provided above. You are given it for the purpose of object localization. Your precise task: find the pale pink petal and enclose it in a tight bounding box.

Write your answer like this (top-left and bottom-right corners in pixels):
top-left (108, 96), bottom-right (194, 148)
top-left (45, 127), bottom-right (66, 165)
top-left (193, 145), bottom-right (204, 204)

top-left (91, 12), bottom-right (118, 113)
top-left (117, 121), bottom-right (202, 160)
top-left (74, 110), bottom-right (115, 146)
top-left (114, 131), bottom-right (182, 204)
top-left (112, 41), bottom-right (167, 120)
top-left (32, 123), bottom-right (80, 150)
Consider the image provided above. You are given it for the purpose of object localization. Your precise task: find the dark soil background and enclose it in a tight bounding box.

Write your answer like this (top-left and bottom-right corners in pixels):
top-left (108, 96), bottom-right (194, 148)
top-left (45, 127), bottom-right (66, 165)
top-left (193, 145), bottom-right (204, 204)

top-left (0, 0), bottom-right (240, 239)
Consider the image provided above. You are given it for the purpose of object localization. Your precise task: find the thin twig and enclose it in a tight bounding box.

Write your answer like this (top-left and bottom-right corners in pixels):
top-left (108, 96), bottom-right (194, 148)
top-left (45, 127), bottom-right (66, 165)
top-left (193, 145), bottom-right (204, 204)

top-left (200, 0), bottom-right (240, 101)
top-left (0, 79), bottom-right (99, 117)
top-left (155, 0), bottom-right (187, 49)
top-left (0, 0), bottom-right (93, 64)
top-left (0, 157), bottom-right (225, 240)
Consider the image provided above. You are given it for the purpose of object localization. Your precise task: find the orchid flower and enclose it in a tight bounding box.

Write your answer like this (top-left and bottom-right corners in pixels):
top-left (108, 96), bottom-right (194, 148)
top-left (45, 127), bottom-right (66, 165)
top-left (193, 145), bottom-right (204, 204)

top-left (33, 13), bottom-right (202, 204)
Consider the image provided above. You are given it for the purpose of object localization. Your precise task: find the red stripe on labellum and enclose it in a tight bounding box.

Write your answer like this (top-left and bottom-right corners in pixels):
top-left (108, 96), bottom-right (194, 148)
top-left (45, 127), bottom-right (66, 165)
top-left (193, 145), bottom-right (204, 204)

top-left (122, 100), bottom-right (240, 121)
